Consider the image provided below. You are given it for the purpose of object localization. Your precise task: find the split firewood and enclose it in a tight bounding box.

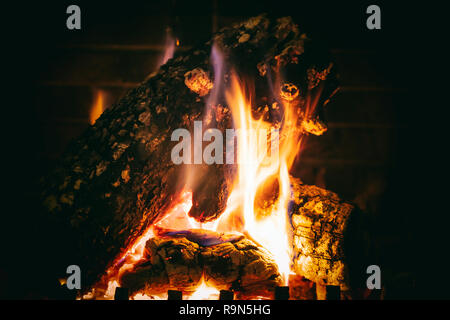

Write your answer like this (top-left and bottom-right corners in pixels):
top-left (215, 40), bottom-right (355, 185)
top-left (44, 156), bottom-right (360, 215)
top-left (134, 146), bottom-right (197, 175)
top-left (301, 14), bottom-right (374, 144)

top-left (119, 230), bottom-right (282, 298)
top-left (40, 14), bottom-right (338, 290)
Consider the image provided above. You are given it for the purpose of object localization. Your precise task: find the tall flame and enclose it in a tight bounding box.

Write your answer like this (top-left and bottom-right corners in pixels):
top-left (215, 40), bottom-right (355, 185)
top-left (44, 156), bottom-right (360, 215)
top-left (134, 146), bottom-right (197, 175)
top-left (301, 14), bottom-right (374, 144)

top-left (213, 73), bottom-right (302, 284)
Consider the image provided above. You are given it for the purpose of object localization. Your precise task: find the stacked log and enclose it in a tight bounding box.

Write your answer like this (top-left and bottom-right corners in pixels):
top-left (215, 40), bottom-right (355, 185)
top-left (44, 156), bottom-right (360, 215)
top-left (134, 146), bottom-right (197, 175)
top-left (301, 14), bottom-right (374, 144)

top-left (289, 177), bottom-right (364, 291)
top-left (120, 230), bottom-right (282, 298)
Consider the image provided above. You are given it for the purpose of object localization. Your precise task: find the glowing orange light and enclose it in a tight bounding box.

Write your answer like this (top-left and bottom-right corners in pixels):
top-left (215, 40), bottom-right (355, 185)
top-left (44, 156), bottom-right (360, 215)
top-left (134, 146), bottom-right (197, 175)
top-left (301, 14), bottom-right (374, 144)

top-left (89, 90), bottom-right (105, 125)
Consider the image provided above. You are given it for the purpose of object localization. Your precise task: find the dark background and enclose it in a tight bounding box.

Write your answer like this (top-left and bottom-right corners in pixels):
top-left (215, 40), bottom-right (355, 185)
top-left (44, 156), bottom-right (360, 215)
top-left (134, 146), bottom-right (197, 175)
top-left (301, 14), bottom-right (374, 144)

top-left (1, 1), bottom-right (447, 299)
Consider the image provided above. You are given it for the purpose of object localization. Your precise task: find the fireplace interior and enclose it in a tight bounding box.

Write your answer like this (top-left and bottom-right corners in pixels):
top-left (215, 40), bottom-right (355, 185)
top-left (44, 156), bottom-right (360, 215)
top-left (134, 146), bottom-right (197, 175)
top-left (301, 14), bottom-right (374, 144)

top-left (1, 1), bottom-right (442, 300)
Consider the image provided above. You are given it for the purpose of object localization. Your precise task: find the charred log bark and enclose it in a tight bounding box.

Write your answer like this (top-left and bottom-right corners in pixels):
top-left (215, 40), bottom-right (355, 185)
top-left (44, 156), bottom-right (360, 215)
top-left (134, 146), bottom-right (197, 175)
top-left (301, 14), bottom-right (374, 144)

top-left (120, 231), bottom-right (282, 298)
top-left (40, 15), bottom-right (338, 289)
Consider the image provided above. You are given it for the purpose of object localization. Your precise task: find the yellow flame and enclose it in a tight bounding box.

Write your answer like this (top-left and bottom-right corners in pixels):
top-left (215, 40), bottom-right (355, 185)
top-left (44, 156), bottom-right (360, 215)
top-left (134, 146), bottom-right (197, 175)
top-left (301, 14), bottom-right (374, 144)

top-left (88, 70), bottom-right (308, 299)
top-left (187, 277), bottom-right (220, 300)
top-left (214, 73), bottom-right (302, 284)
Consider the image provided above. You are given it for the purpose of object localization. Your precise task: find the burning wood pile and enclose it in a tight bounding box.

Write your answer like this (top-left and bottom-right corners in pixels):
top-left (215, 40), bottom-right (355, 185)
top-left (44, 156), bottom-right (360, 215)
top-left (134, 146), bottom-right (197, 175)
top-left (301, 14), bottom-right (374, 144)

top-left (41, 14), bottom-right (364, 300)
top-left (120, 230), bottom-right (282, 299)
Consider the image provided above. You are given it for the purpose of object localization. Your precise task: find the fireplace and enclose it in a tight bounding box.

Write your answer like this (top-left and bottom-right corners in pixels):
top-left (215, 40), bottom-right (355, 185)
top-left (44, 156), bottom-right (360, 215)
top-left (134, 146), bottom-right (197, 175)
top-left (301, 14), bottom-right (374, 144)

top-left (2, 1), bottom-right (433, 301)
top-left (37, 13), bottom-right (371, 300)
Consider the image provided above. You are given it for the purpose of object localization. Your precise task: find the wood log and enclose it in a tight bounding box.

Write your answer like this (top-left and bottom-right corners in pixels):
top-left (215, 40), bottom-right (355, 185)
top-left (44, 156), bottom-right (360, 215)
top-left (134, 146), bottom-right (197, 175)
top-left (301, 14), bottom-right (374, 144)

top-left (119, 231), bottom-right (282, 298)
top-left (118, 180), bottom-right (365, 299)
top-left (40, 14), bottom-right (338, 290)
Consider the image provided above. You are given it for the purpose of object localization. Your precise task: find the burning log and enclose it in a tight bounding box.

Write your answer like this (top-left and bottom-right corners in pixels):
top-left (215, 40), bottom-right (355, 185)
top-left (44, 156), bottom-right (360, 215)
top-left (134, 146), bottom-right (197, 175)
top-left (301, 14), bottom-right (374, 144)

top-left (201, 236), bottom-right (282, 298)
top-left (119, 230), bottom-right (282, 298)
top-left (289, 177), bottom-right (365, 291)
top-left (40, 14), bottom-right (338, 290)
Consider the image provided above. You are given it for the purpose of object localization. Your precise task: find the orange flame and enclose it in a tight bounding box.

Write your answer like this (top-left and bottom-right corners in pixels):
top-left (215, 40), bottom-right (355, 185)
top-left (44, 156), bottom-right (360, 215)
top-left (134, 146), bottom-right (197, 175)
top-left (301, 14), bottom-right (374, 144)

top-left (89, 90), bottom-right (105, 125)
